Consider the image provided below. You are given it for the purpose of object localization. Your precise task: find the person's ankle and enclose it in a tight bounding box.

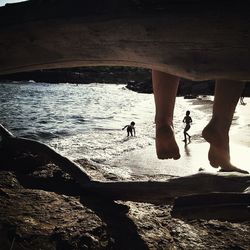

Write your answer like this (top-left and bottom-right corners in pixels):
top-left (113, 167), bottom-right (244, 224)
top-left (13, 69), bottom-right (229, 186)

top-left (155, 119), bottom-right (173, 128)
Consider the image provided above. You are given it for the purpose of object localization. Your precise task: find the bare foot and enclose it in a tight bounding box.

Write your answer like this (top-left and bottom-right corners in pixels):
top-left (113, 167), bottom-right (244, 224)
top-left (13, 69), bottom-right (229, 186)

top-left (155, 124), bottom-right (180, 160)
top-left (202, 123), bottom-right (249, 174)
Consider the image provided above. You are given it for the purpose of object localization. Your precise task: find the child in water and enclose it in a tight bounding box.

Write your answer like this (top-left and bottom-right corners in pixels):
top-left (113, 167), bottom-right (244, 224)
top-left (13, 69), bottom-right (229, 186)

top-left (183, 110), bottom-right (192, 142)
top-left (122, 121), bottom-right (136, 136)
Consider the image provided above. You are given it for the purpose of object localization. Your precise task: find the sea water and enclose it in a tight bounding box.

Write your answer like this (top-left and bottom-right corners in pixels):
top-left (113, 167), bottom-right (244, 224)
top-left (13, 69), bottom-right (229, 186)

top-left (1, 82), bottom-right (249, 177)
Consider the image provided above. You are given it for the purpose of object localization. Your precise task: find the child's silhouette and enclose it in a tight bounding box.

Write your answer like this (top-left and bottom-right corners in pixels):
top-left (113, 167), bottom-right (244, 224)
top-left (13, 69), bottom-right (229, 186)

top-left (183, 110), bottom-right (192, 143)
top-left (122, 121), bottom-right (136, 137)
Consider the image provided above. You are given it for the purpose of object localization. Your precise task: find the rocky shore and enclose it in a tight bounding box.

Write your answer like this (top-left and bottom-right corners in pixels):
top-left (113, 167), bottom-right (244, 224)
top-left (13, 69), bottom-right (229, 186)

top-left (1, 1), bottom-right (250, 247)
top-left (1, 148), bottom-right (250, 250)
top-left (0, 67), bottom-right (151, 85)
top-left (1, 67), bottom-right (250, 249)
top-left (1, 66), bottom-right (250, 96)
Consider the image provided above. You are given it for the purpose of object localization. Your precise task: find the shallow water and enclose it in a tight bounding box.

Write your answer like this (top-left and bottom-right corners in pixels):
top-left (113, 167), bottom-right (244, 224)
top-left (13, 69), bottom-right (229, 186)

top-left (1, 82), bottom-right (250, 177)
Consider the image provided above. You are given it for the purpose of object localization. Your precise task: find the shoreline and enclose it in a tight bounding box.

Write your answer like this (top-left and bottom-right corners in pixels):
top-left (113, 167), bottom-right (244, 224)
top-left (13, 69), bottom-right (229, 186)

top-left (1, 122), bottom-right (250, 249)
top-left (104, 97), bottom-right (250, 178)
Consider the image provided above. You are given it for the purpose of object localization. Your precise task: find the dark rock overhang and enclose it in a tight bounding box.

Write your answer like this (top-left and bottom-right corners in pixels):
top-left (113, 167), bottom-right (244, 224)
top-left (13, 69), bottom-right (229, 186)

top-left (1, 0), bottom-right (250, 81)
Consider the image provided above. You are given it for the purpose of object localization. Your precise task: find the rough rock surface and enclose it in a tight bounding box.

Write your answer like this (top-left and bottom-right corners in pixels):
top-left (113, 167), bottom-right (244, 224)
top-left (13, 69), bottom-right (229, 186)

top-left (0, 151), bottom-right (250, 249)
top-left (1, 1), bottom-right (250, 80)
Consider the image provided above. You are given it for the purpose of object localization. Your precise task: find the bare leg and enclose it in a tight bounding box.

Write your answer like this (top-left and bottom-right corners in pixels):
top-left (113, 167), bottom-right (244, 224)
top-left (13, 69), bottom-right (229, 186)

top-left (152, 70), bottom-right (180, 160)
top-left (186, 132), bottom-right (191, 141)
top-left (202, 79), bottom-right (248, 174)
top-left (183, 131), bottom-right (187, 142)
top-left (183, 125), bottom-right (191, 142)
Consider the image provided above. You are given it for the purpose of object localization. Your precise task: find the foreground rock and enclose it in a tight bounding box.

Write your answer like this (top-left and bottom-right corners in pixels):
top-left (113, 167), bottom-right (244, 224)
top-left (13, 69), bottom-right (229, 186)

top-left (0, 151), bottom-right (250, 249)
top-left (0, 172), bottom-right (110, 249)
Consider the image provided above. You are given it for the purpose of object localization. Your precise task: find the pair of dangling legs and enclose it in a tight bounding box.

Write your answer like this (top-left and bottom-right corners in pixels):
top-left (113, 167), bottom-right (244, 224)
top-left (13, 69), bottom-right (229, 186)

top-left (152, 70), bottom-right (248, 174)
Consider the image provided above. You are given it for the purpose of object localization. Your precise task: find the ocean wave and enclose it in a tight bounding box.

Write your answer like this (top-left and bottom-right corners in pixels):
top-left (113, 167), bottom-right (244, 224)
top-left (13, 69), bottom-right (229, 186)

top-left (94, 127), bottom-right (120, 131)
top-left (54, 130), bottom-right (71, 136)
top-left (69, 115), bottom-right (86, 121)
top-left (93, 116), bottom-right (114, 120)
top-left (38, 120), bottom-right (49, 124)
top-left (0, 82), bottom-right (230, 163)
top-left (37, 131), bottom-right (57, 139)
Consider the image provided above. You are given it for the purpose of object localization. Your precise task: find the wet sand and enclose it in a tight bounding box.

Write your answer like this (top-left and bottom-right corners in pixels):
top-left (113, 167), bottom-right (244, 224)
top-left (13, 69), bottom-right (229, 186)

top-left (114, 142), bottom-right (250, 177)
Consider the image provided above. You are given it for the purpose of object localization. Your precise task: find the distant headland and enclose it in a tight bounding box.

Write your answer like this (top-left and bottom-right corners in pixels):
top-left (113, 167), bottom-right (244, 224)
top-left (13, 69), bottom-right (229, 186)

top-left (1, 66), bottom-right (243, 97)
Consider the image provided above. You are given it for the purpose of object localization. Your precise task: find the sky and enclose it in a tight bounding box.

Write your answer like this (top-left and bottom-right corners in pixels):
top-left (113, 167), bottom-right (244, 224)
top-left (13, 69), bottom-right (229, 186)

top-left (0, 0), bottom-right (27, 6)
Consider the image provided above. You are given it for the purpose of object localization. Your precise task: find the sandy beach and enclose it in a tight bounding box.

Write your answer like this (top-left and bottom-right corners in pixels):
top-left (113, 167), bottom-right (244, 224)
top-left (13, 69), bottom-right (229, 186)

top-left (109, 97), bottom-right (250, 178)
top-left (112, 142), bottom-right (250, 177)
